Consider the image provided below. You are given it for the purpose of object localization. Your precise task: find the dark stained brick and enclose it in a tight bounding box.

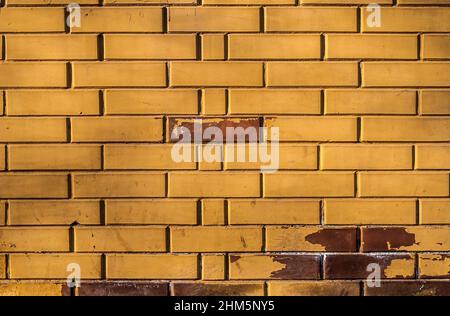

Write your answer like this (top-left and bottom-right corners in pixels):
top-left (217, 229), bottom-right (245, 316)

top-left (361, 227), bottom-right (416, 251)
top-left (305, 227), bottom-right (357, 252)
top-left (364, 281), bottom-right (450, 296)
top-left (171, 282), bottom-right (264, 296)
top-left (77, 281), bottom-right (168, 296)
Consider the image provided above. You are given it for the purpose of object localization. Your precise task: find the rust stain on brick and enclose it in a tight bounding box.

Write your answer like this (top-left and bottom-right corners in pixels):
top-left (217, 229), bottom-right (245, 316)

top-left (270, 255), bottom-right (320, 280)
top-left (229, 255), bottom-right (241, 264)
top-left (305, 228), bottom-right (357, 252)
top-left (362, 227), bottom-right (416, 251)
top-left (172, 283), bottom-right (263, 296)
top-left (76, 282), bottom-right (168, 296)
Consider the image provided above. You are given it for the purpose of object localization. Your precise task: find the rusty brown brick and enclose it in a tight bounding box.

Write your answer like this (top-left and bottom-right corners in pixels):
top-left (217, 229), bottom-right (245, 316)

top-left (76, 281), bottom-right (168, 296)
top-left (364, 281), bottom-right (450, 296)
top-left (361, 227), bottom-right (416, 251)
top-left (171, 282), bottom-right (264, 296)
top-left (305, 227), bottom-right (358, 252)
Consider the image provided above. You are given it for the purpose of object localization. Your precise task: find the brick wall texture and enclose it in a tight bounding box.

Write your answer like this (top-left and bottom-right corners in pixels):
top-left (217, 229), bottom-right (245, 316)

top-left (0, 0), bottom-right (449, 296)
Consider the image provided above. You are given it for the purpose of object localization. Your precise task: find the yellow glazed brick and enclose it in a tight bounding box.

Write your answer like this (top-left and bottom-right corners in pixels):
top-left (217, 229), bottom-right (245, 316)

top-left (71, 117), bottom-right (163, 142)
top-left (72, 7), bottom-right (162, 33)
top-left (325, 90), bottom-right (416, 115)
top-left (106, 89), bottom-right (198, 115)
top-left (416, 145), bottom-right (450, 170)
top-left (0, 174), bottom-right (68, 198)
top-left (202, 89), bottom-right (226, 115)
top-left (76, 226), bottom-right (166, 252)
top-left (229, 199), bottom-right (320, 224)
top-left (265, 117), bottom-right (357, 142)
top-left (202, 34), bottom-right (225, 60)
top-left (169, 172), bottom-right (260, 197)
top-left (108, 254), bottom-right (198, 279)
top-left (422, 35), bottom-right (450, 60)
top-left (7, 90), bottom-right (100, 116)
top-left (0, 8), bottom-right (64, 32)
top-left (0, 146), bottom-right (4, 171)
top-left (229, 89), bottom-right (320, 115)
top-left (198, 145), bottom-right (223, 171)
top-left (229, 35), bottom-right (320, 60)
top-left (9, 200), bottom-right (100, 225)
top-left (420, 199), bottom-right (450, 224)
top-left (0, 63), bottom-right (66, 88)
top-left (202, 255), bottom-right (225, 280)
top-left (398, 0), bottom-right (450, 3)
top-left (362, 62), bottom-right (450, 87)
top-left (0, 93), bottom-right (3, 115)
top-left (73, 172), bottom-right (166, 198)
top-left (9, 145), bottom-right (102, 170)
top-left (268, 281), bottom-right (360, 296)
top-left (358, 172), bottom-right (449, 197)
top-left (267, 62), bottom-right (358, 87)
top-left (171, 226), bottom-right (262, 252)
top-left (202, 199), bottom-right (226, 225)
top-left (73, 62), bottom-right (166, 88)
top-left (324, 199), bottom-right (416, 225)
top-left (104, 145), bottom-right (195, 170)
top-left (419, 254), bottom-right (450, 278)
top-left (265, 7), bottom-right (357, 32)
top-left (7, 0), bottom-right (98, 3)
top-left (106, 199), bottom-right (197, 225)
top-left (104, 0), bottom-right (195, 3)
top-left (0, 118), bottom-right (67, 142)
top-left (10, 254), bottom-right (101, 279)
top-left (303, 0), bottom-right (391, 2)
top-left (420, 91), bottom-right (450, 115)
top-left (361, 117), bottom-right (450, 142)
top-left (0, 255), bottom-right (4, 278)
top-left (0, 227), bottom-right (69, 252)
top-left (0, 202), bottom-right (5, 225)
top-left (105, 35), bottom-right (196, 60)
top-left (204, 0), bottom-right (294, 3)
top-left (170, 62), bottom-right (263, 87)
top-left (168, 7), bottom-right (260, 32)
top-left (326, 35), bottom-right (417, 60)
top-left (6, 35), bottom-right (98, 60)
top-left (264, 172), bottom-right (355, 197)
top-left (321, 145), bottom-right (412, 170)
top-left (0, 282), bottom-right (64, 296)
top-left (362, 8), bottom-right (450, 33)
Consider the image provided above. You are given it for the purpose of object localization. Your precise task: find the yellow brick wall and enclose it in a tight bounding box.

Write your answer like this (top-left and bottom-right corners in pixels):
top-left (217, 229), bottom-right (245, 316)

top-left (0, 0), bottom-right (449, 296)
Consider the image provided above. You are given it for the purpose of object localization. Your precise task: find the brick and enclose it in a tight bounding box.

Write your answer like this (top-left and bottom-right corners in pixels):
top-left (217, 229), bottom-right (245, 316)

top-left (9, 200), bottom-right (100, 225)
top-left (108, 254), bottom-right (198, 279)
top-left (416, 145), bottom-right (450, 170)
top-left (229, 199), bottom-right (320, 225)
top-left (202, 89), bottom-right (226, 115)
top-left (0, 8), bottom-right (64, 32)
top-left (422, 35), bottom-right (450, 60)
top-left (361, 226), bottom-right (450, 251)
top-left (229, 254), bottom-right (320, 280)
top-left (7, 35), bottom-right (97, 60)
top-left (321, 145), bottom-right (412, 170)
top-left (77, 281), bottom-right (168, 296)
top-left (420, 199), bottom-right (450, 224)
top-left (104, 35), bottom-right (196, 60)
top-left (7, 90), bottom-right (100, 116)
top-left (264, 172), bottom-right (354, 197)
top-left (172, 282), bottom-right (264, 296)
top-left (204, 0), bottom-right (294, 3)
top-left (362, 8), bottom-right (450, 33)
top-left (398, 0), bottom-right (450, 3)
top-left (72, 117), bottom-right (163, 142)
top-left (0, 118), bottom-right (67, 142)
top-left (105, 89), bottom-right (198, 115)
top-left (106, 199), bottom-right (197, 225)
top-left (202, 199), bottom-right (226, 225)
top-left (230, 89), bottom-right (320, 115)
top-left (10, 254), bottom-right (101, 279)
top-left (0, 202), bottom-right (5, 226)
top-left (0, 146), bottom-right (4, 171)
top-left (326, 35), bottom-right (417, 60)
top-left (358, 172), bottom-right (449, 197)
top-left (73, 173), bottom-right (166, 198)
top-left (168, 7), bottom-right (259, 32)
top-left (362, 62), bottom-right (450, 87)
top-left (0, 282), bottom-right (66, 296)
top-left (268, 281), bottom-right (360, 296)
top-left (265, 117), bottom-right (357, 142)
top-left (324, 199), bottom-right (416, 225)
top-left (364, 281), bottom-right (450, 296)
top-left (324, 254), bottom-right (415, 279)
top-left (266, 7), bottom-right (357, 32)
top-left (9, 145), bottom-right (101, 170)
top-left (0, 93), bottom-right (3, 115)
top-left (0, 227), bottom-right (69, 252)
top-left (266, 227), bottom-right (357, 251)
top-left (202, 255), bottom-right (225, 280)
top-left (73, 7), bottom-right (162, 33)
top-left (229, 34), bottom-right (320, 60)
top-left (202, 34), bottom-right (225, 60)
top-left (104, 145), bottom-right (195, 170)
top-left (0, 63), bottom-right (66, 88)
top-left (73, 62), bottom-right (166, 88)
top-left (361, 117), bottom-right (450, 142)
top-left (7, 0), bottom-right (98, 3)
top-left (171, 226), bottom-right (262, 252)
top-left (169, 172), bottom-right (260, 197)
top-left (170, 62), bottom-right (263, 87)
top-left (303, 0), bottom-right (391, 2)
top-left (104, 0), bottom-right (194, 3)
top-left (420, 91), bottom-right (450, 115)
top-left (198, 146), bottom-right (223, 171)
top-left (76, 226), bottom-right (166, 252)
top-left (267, 62), bottom-right (358, 87)
top-left (0, 174), bottom-right (68, 198)
top-left (0, 255), bottom-right (4, 278)
top-left (419, 254), bottom-right (450, 279)
top-left (325, 89), bottom-right (416, 115)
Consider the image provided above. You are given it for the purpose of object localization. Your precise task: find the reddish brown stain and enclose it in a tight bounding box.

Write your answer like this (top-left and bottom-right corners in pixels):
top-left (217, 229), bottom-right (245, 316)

top-left (305, 228), bottom-right (357, 252)
top-left (74, 282), bottom-right (168, 296)
top-left (365, 281), bottom-right (450, 296)
top-left (361, 227), bottom-right (416, 251)
top-left (270, 255), bottom-right (320, 280)
top-left (172, 283), bottom-right (263, 296)
top-left (229, 255), bottom-right (241, 263)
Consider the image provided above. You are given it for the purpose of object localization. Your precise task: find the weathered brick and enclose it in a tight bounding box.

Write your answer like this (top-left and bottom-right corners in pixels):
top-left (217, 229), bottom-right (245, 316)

top-left (202, 255), bottom-right (225, 280)
top-left (422, 35), bottom-right (450, 59)
top-left (420, 90), bottom-right (450, 115)
top-left (268, 281), bottom-right (360, 296)
top-left (0, 282), bottom-right (66, 296)
top-left (420, 199), bottom-right (450, 224)
top-left (364, 281), bottom-right (450, 296)
top-left (77, 281), bottom-right (169, 296)
top-left (0, 174), bottom-right (68, 198)
top-left (419, 254), bottom-right (450, 279)
top-left (0, 63), bottom-right (66, 88)
top-left (171, 282), bottom-right (264, 296)
top-left (7, 0), bottom-right (98, 3)
top-left (204, 0), bottom-right (294, 3)
top-left (416, 145), bottom-right (450, 170)
top-left (0, 227), bottom-right (69, 252)
top-left (0, 8), bottom-right (64, 32)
